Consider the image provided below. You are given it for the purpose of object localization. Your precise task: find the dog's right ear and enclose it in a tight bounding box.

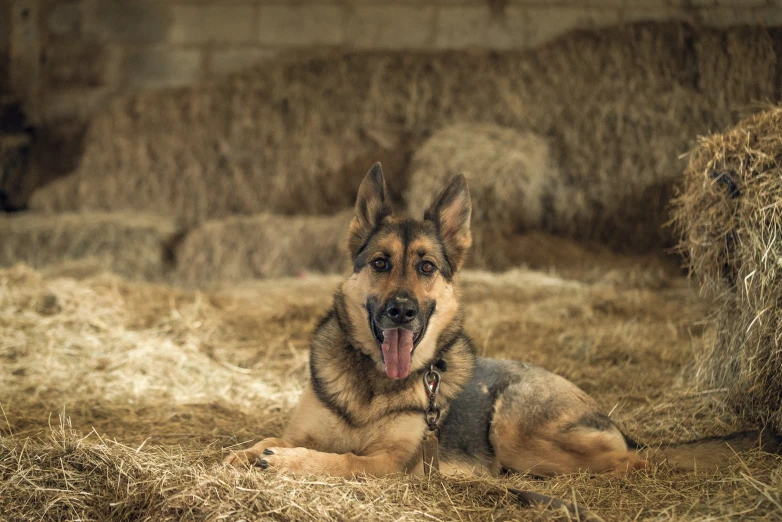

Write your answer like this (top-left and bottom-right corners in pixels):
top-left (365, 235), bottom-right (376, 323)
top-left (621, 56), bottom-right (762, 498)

top-left (348, 163), bottom-right (392, 259)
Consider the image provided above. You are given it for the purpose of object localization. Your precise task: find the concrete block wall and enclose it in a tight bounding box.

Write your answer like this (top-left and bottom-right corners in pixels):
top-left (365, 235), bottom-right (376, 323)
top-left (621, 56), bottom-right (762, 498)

top-left (5, 0), bottom-right (782, 125)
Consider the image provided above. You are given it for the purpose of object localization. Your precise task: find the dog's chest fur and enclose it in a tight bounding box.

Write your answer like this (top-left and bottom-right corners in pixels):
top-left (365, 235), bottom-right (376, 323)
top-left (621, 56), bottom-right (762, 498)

top-left (301, 304), bottom-right (477, 465)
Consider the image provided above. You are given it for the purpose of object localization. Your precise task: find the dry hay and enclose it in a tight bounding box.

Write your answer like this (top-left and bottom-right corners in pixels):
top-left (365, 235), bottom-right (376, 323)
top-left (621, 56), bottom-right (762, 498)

top-left (30, 24), bottom-right (782, 252)
top-left (0, 212), bottom-right (179, 281)
top-left (405, 123), bottom-right (558, 231)
top-left (174, 212), bottom-right (352, 288)
top-left (672, 106), bottom-right (782, 434)
top-left (3, 263), bottom-right (782, 520)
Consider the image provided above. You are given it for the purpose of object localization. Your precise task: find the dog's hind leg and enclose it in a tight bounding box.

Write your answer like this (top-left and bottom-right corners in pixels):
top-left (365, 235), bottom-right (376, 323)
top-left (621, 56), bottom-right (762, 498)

top-left (488, 372), bottom-right (647, 476)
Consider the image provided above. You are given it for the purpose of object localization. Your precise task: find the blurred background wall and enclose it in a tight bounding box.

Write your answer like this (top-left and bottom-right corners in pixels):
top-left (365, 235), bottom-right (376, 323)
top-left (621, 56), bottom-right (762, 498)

top-left (2, 0), bottom-right (780, 210)
top-left (4, 0), bottom-right (782, 128)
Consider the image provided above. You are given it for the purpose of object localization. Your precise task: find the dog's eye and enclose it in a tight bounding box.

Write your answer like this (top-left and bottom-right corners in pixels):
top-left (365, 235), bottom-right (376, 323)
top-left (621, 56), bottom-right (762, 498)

top-left (420, 261), bottom-right (436, 274)
top-left (372, 258), bottom-right (389, 271)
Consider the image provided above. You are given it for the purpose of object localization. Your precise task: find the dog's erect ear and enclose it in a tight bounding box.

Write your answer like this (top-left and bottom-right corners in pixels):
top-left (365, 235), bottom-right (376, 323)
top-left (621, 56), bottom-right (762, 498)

top-left (425, 174), bottom-right (472, 272)
top-left (348, 163), bottom-right (392, 259)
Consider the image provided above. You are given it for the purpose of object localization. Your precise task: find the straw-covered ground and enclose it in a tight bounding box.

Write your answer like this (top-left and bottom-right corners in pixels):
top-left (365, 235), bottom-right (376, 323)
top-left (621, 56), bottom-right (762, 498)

top-left (2, 263), bottom-right (780, 521)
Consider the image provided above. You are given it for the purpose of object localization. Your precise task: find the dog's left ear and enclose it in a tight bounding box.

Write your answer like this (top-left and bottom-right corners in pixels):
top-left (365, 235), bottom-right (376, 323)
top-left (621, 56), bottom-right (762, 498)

top-left (348, 163), bottom-right (392, 259)
top-left (425, 174), bottom-right (472, 272)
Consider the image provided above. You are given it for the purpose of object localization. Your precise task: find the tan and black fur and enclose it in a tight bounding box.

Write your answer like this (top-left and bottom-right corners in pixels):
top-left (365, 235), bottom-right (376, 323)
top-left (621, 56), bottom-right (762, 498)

top-left (225, 164), bottom-right (779, 478)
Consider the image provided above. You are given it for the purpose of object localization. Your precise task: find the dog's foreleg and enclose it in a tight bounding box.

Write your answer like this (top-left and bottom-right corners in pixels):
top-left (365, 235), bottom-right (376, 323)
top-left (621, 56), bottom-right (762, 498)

top-left (251, 446), bottom-right (409, 478)
top-left (223, 437), bottom-right (294, 468)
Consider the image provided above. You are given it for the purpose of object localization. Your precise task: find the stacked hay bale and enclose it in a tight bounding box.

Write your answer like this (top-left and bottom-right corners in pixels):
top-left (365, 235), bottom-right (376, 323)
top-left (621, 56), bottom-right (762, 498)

top-left (174, 212), bottom-right (351, 288)
top-left (695, 27), bottom-right (781, 119)
top-left (467, 226), bottom-right (680, 287)
top-left (673, 106), bottom-right (782, 433)
top-left (405, 124), bottom-right (558, 230)
top-left (28, 55), bottom-right (412, 225)
top-left (173, 209), bottom-right (680, 288)
top-left (28, 24), bottom-right (782, 254)
top-left (0, 213), bottom-right (179, 280)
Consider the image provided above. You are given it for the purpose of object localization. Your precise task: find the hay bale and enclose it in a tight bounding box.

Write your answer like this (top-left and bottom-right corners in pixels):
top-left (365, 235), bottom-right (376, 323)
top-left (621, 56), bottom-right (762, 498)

top-left (405, 124), bottom-right (558, 230)
top-left (175, 212), bottom-right (679, 289)
top-left (695, 27), bottom-right (779, 120)
top-left (174, 212), bottom-right (351, 288)
top-left (0, 212), bottom-right (179, 280)
top-left (468, 227), bottom-right (682, 288)
top-left (673, 106), bottom-right (782, 433)
top-left (30, 23), bottom-right (782, 252)
top-left (28, 55), bottom-right (411, 225)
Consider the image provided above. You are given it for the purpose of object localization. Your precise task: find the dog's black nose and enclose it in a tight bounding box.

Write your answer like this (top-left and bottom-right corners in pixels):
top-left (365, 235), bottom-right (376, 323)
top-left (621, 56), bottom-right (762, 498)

top-left (385, 297), bottom-right (418, 324)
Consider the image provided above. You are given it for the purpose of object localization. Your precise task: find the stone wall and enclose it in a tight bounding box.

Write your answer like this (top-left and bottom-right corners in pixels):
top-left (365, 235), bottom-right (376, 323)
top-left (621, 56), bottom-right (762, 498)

top-left (5, 0), bottom-right (782, 125)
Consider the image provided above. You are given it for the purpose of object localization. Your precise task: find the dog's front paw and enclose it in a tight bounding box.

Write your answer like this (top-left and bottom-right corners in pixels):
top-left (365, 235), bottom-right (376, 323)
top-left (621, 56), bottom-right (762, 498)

top-left (256, 447), bottom-right (316, 475)
top-left (223, 437), bottom-right (291, 468)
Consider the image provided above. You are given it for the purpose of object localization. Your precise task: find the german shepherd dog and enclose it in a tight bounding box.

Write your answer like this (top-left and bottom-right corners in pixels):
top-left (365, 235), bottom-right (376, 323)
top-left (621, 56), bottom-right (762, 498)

top-left (225, 164), bottom-right (773, 477)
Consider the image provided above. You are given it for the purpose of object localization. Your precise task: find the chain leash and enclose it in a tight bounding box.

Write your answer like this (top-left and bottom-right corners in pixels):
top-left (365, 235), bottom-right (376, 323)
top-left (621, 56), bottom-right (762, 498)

top-left (422, 364), bottom-right (441, 474)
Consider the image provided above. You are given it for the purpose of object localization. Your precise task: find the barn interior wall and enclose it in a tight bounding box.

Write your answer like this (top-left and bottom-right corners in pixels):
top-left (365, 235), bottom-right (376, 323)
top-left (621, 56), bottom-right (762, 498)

top-left (3, 0), bottom-right (781, 127)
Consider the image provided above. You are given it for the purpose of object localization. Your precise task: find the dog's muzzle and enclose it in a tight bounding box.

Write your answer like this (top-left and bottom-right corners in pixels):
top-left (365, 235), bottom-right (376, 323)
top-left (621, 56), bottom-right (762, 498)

top-left (368, 296), bottom-right (429, 380)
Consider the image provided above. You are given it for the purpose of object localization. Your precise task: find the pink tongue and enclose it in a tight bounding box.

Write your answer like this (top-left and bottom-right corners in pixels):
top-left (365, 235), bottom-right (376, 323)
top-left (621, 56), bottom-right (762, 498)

top-left (381, 328), bottom-right (414, 379)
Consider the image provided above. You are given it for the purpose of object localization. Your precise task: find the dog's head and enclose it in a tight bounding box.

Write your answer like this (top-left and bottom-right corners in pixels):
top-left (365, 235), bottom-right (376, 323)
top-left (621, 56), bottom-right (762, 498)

top-left (340, 163), bottom-right (472, 380)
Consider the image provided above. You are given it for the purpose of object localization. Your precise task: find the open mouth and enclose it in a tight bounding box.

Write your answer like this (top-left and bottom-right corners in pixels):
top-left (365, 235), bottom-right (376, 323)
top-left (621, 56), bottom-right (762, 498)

top-left (369, 315), bottom-right (428, 380)
top-left (370, 318), bottom-right (424, 348)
